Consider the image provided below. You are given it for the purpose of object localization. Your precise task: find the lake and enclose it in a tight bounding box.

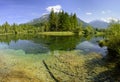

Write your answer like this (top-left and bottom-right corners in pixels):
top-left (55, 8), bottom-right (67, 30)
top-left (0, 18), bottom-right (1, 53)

top-left (0, 34), bottom-right (107, 56)
top-left (0, 34), bottom-right (112, 82)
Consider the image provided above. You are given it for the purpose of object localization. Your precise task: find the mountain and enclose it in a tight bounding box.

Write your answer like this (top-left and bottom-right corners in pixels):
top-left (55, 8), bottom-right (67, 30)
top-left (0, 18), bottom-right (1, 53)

top-left (89, 20), bottom-right (109, 28)
top-left (77, 18), bottom-right (89, 27)
top-left (27, 14), bottom-right (49, 25)
top-left (27, 14), bottom-right (89, 27)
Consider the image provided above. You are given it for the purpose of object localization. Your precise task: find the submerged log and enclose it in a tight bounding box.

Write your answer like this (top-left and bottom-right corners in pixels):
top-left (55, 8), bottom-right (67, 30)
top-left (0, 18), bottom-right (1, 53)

top-left (42, 60), bottom-right (59, 82)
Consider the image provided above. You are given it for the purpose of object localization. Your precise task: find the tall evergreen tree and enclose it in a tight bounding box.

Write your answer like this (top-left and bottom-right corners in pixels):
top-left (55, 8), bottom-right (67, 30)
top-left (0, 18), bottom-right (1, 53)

top-left (69, 14), bottom-right (78, 31)
top-left (62, 12), bottom-right (71, 31)
top-left (73, 14), bottom-right (78, 29)
top-left (2, 22), bottom-right (10, 33)
top-left (49, 9), bottom-right (58, 31)
top-left (58, 11), bottom-right (63, 31)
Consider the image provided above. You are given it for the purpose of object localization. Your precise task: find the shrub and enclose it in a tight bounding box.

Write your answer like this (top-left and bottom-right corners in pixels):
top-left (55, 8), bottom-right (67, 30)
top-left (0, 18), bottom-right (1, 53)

top-left (105, 22), bottom-right (120, 66)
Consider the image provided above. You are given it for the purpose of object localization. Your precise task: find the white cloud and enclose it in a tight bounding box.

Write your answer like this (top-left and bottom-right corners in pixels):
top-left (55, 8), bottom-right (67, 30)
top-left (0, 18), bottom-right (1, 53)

top-left (101, 17), bottom-right (119, 23)
top-left (46, 5), bottom-right (62, 13)
top-left (86, 12), bottom-right (92, 15)
top-left (42, 13), bottom-right (48, 15)
top-left (107, 10), bottom-right (111, 13)
top-left (101, 10), bottom-right (111, 14)
top-left (102, 11), bottom-right (106, 14)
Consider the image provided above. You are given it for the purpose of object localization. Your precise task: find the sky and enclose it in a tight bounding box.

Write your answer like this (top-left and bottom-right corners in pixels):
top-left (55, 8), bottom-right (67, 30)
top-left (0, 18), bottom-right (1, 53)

top-left (0, 0), bottom-right (120, 24)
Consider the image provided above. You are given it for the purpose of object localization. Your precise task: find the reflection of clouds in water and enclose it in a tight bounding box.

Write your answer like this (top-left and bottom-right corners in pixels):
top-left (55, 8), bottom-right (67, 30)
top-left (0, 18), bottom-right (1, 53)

top-left (8, 40), bottom-right (49, 54)
top-left (76, 41), bottom-right (107, 56)
top-left (0, 43), bottom-right (9, 49)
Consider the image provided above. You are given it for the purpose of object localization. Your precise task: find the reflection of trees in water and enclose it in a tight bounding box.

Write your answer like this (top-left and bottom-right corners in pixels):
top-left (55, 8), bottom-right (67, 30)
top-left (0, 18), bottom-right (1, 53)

top-left (84, 35), bottom-right (94, 41)
top-left (0, 34), bottom-right (35, 44)
top-left (32, 35), bottom-right (82, 51)
top-left (0, 34), bottom-right (102, 52)
top-left (0, 34), bottom-right (83, 53)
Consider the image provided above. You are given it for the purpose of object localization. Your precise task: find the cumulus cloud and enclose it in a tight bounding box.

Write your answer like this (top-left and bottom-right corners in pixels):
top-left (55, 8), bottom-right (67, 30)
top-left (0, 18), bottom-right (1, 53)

top-left (86, 12), bottom-right (92, 15)
top-left (46, 5), bottom-right (62, 12)
top-left (107, 10), bottom-right (111, 13)
top-left (101, 11), bottom-right (106, 14)
top-left (42, 13), bottom-right (48, 15)
top-left (101, 17), bottom-right (119, 23)
top-left (101, 10), bottom-right (111, 14)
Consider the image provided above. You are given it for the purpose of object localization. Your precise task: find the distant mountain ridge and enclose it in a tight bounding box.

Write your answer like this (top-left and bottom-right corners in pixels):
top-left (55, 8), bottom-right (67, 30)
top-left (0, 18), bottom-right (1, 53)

top-left (27, 14), bottom-right (49, 25)
top-left (89, 20), bottom-right (109, 28)
top-left (27, 14), bottom-right (89, 27)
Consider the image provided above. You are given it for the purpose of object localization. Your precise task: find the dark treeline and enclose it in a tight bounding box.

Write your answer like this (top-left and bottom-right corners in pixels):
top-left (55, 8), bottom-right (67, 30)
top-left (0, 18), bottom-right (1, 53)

top-left (0, 22), bottom-right (42, 34)
top-left (49, 10), bottom-right (78, 31)
top-left (0, 10), bottom-right (102, 35)
top-left (48, 10), bottom-right (97, 35)
top-left (32, 9), bottom-right (87, 33)
top-left (0, 22), bottom-right (95, 35)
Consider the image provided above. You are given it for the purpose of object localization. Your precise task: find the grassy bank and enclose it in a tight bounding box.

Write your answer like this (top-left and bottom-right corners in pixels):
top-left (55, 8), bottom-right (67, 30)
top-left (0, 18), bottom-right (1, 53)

top-left (95, 32), bottom-right (105, 36)
top-left (0, 32), bottom-right (75, 36)
top-left (38, 32), bottom-right (75, 36)
top-left (0, 31), bottom-right (103, 37)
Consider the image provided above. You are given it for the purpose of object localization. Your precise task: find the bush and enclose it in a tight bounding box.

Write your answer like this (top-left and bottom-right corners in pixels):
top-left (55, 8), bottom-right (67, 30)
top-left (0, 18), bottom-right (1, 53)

top-left (107, 35), bottom-right (120, 58)
top-left (98, 39), bottom-right (108, 47)
top-left (73, 27), bottom-right (82, 35)
top-left (105, 22), bottom-right (120, 65)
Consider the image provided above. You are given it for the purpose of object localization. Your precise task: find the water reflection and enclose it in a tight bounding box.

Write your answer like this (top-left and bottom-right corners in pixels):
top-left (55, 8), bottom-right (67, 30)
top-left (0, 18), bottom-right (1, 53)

top-left (9, 40), bottom-right (49, 54)
top-left (0, 34), bottom-right (107, 55)
top-left (76, 41), bottom-right (107, 56)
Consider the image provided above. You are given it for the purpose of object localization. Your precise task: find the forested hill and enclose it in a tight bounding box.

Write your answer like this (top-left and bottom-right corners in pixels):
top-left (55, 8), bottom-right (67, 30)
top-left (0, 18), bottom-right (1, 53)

top-left (27, 13), bottom-right (89, 28)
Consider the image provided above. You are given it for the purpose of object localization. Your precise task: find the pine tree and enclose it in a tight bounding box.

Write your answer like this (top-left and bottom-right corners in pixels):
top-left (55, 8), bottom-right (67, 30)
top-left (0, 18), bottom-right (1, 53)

top-left (62, 12), bottom-right (71, 31)
top-left (47, 10), bottom-right (79, 31)
top-left (2, 22), bottom-right (10, 33)
top-left (73, 14), bottom-right (78, 29)
top-left (49, 9), bottom-right (58, 31)
top-left (69, 13), bottom-right (78, 31)
top-left (58, 11), bottom-right (64, 31)
top-left (12, 23), bottom-right (18, 34)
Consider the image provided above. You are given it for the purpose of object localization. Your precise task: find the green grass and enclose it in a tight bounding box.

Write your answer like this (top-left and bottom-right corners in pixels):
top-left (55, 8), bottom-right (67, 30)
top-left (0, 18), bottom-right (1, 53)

top-left (95, 32), bottom-right (105, 36)
top-left (38, 31), bottom-right (75, 36)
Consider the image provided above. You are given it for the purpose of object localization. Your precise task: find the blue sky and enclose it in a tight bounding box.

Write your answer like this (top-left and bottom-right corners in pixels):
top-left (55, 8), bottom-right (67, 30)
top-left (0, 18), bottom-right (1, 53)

top-left (0, 0), bottom-right (120, 24)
